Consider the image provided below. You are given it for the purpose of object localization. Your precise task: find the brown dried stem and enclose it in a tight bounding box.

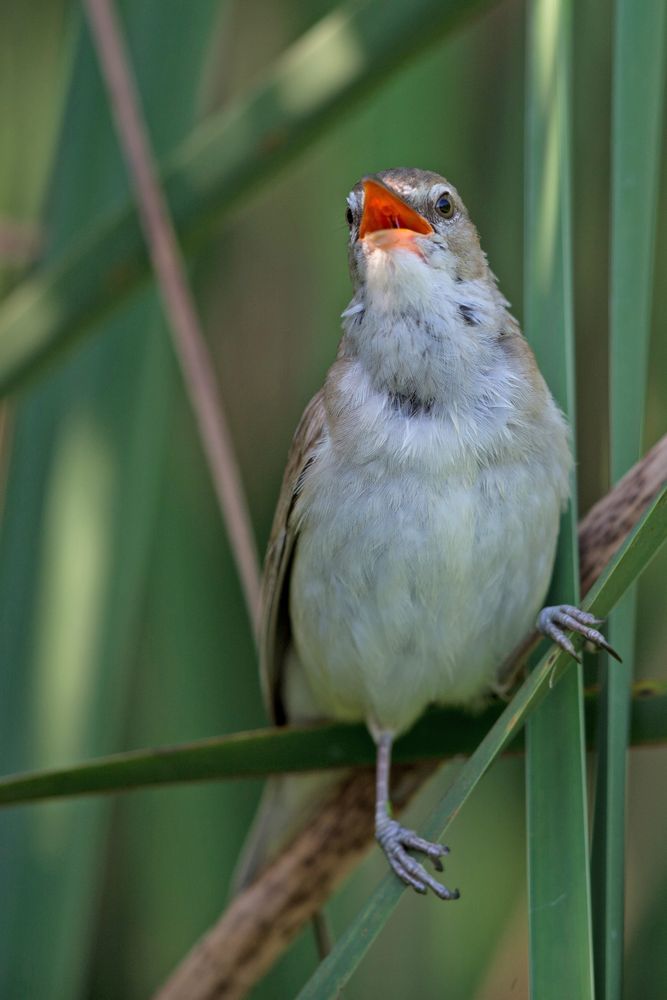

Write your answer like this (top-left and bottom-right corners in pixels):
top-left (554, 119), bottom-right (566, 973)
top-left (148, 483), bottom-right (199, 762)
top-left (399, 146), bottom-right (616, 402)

top-left (155, 436), bottom-right (667, 1000)
top-left (83, 0), bottom-right (261, 632)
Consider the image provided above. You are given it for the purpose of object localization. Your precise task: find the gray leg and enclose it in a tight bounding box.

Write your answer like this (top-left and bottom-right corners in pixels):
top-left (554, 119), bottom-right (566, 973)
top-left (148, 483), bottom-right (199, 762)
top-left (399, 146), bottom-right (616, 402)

top-left (537, 605), bottom-right (621, 662)
top-left (374, 732), bottom-right (459, 900)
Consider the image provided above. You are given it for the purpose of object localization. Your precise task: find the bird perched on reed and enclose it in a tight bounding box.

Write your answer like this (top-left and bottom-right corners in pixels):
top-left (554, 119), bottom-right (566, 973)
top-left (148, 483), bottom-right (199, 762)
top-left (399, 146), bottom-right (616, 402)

top-left (237, 168), bottom-right (613, 900)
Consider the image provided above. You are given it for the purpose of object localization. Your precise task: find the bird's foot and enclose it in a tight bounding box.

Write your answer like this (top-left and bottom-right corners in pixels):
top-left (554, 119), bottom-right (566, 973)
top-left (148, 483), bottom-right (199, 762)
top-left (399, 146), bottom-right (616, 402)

top-left (537, 605), bottom-right (621, 663)
top-left (375, 816), bottom-right (459, 900)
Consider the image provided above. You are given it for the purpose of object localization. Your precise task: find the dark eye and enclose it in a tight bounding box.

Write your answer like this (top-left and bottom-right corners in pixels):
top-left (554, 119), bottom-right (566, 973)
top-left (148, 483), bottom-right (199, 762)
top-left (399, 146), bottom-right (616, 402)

top-left (435, 192), bottom-right (455, 218)
top-left (346, 206), bottom-right (354, 226)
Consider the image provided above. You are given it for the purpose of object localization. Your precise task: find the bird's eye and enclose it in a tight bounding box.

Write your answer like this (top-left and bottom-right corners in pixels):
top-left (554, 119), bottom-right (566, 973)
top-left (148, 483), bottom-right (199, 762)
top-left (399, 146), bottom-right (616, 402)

top-left (435, 192), bottom-right (455, 218)
top-left (345, 206), bottom-right (354, 226)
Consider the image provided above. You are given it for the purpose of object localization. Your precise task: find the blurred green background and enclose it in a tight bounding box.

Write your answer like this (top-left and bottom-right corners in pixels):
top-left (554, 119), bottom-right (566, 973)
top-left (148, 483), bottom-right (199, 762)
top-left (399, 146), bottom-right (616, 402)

top-left (0, 1), bottom-right (665, 997)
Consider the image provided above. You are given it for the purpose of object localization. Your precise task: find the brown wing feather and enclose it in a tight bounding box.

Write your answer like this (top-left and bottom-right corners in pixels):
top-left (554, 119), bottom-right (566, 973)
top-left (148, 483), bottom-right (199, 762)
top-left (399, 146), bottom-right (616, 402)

top-left (259, 389), bottom-right (326, 723)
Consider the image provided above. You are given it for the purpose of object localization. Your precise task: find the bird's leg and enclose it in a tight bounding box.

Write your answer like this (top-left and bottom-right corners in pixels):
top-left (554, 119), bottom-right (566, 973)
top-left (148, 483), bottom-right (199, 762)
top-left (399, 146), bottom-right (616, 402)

top-left (374, 731), bottom-right (459, 900)
top-left (537, 605), bottom-right (621, 662)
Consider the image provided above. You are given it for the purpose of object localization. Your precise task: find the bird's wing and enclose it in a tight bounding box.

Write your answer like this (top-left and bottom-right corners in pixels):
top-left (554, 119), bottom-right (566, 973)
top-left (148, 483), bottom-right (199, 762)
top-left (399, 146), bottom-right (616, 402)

top-left (259, 388), bottom-right (326, 723)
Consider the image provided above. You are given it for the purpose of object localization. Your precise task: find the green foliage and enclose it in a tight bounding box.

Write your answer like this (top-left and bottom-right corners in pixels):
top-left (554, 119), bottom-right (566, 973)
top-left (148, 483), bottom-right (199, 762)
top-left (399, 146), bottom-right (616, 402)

top-left (524, 2), bottom-right (594, 995)
top-left (592, 4), bottom-right (667, 998)
top-left (2, 676), bottom-right (667, 808)
top-left (0, 0), bottom-right (498, 398)
top-left (0, 3), bottom-right (221, 996)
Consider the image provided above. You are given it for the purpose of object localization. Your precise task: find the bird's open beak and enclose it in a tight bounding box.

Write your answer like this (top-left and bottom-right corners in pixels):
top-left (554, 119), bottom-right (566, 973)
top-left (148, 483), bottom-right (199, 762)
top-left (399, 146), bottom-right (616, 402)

top-left (359, 178), bottom-right (433, 254)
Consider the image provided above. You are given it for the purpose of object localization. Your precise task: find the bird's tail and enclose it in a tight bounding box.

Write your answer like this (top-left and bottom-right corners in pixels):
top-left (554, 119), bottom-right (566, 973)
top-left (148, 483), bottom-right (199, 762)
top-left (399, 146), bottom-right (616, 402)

top-left (230, 770), bottom-right (346, 894)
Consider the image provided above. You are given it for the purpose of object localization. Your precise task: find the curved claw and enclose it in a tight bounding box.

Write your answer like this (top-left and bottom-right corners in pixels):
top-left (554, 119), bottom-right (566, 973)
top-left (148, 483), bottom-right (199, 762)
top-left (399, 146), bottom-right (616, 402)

top-left (537, 604), bottom-right (622, 662)
top-left (376, 818), bottom-right (459, 900)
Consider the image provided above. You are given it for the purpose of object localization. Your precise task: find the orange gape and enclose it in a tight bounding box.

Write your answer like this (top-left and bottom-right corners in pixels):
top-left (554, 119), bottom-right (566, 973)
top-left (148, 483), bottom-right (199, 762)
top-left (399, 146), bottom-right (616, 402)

top-left (359, 178), bottom-right (433, 243)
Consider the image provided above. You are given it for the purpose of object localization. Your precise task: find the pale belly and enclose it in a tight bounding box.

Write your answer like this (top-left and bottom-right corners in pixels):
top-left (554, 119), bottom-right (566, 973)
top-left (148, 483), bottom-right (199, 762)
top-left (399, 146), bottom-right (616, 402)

top-left (289, 459), bottom-right (562, 736)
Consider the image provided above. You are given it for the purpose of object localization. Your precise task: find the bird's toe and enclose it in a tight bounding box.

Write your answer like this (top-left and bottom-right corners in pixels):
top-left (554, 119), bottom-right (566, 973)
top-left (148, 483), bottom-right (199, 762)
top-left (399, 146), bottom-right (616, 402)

top-left (537, 604), bottom-right (621, 662)
top-left (376, 818), bottom-right (458, 900)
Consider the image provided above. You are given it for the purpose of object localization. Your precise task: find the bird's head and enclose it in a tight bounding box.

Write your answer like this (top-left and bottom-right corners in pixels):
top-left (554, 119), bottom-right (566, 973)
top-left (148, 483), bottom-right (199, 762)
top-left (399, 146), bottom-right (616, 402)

top-left (345, 168), bottom-right (489, 309)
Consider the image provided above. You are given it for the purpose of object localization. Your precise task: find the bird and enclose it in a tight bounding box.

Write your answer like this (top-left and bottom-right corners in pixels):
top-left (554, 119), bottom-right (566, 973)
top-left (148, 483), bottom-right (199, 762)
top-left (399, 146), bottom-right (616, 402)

top-left (237, 167), bottom-right (615, 900)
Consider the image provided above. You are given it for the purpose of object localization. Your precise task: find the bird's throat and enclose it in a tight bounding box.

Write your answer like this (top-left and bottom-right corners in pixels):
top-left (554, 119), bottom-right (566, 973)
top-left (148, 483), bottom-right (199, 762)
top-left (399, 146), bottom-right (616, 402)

top-left (343, 298), bottom-right (480, 412)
